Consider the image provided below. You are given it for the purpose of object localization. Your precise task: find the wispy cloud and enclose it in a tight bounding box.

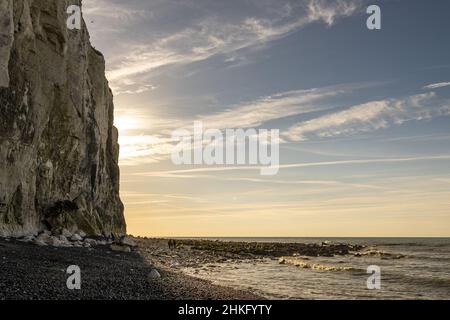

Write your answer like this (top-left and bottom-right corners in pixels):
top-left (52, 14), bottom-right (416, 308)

top-left (423, 82), bottom-right (450, 90)
top-left (114, 84), bottom-right (158, 96)
top-left (224, 177), bottom-right (382, 190)
top-left (433, 177), bottom-right (450, 184)
top-left (117, 85), bottom-right (450, 166)
top-left (284, 92), bottom-right (450, 141)
top-left (88, 0), bottom-right (363, 91)
top-left (121, 191), bottom-right (208, 206)
top-left (134, 154), bottom-right (450, 177)
top-left (83, 1), bottom-right (151, 21)
top-left (116, 83), bottom-right (366, 165)
top-left (306, 0), bottom-right (362, 26)
top-left (195, 85), bottom-right (358, 130)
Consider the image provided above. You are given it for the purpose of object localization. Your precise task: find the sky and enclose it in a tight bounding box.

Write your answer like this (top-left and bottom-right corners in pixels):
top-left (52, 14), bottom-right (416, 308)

top-left (83, 0), bottom-right (450, 237)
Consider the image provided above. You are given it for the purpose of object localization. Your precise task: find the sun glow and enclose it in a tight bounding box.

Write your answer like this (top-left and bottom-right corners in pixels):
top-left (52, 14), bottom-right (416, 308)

top-left (115, 115), bottom-right (142, 134)
top-left (115, 114), bottom-right (176, 165)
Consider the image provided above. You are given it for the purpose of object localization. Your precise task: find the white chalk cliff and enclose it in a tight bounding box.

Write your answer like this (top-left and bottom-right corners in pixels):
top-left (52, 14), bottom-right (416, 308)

top-left (0, 0), bottom-right (126, 237)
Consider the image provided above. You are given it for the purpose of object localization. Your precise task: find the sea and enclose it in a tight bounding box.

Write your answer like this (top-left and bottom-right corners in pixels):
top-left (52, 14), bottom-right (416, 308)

top-left (181, 238), bottom-right (450, 300)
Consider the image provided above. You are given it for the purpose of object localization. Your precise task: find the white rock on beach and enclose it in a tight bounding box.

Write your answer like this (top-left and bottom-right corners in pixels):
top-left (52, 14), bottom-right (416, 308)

top-left (33, 239), bottom-right (48, 247)
top-left (61, 229), bottom-right (72, 238)
top-left (19, 235), bottom-right (35, 243)
top-left (37, 233), bottom-right (51, 242)
top-left (49, 237), bottom-right (63, 247)
top-left (120, 236), bottom-right (137, 247)
top-left (84, 238), bottom-right (97, 246)
top-left (42, 230), bottom-right (52, 237)
top-left (110, 244), bottom-right (131, 253)
top-left (73, 242), bottom-right (82, 248)
top-left (71, 234), bottom-right (83, 242)
top-left (148, 269), bottom-right (161, 280)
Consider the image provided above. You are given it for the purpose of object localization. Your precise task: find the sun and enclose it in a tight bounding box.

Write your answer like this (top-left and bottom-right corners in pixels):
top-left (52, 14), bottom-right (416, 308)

top-left (115, 115), bottom-right (141, 134)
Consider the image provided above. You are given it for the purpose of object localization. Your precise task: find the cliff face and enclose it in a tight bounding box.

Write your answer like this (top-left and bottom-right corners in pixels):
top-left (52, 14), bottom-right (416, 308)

top-left (0, 0), bottom-right (126, 237)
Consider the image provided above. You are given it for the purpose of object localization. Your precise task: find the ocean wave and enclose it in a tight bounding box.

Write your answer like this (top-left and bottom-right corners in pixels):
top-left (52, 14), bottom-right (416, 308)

top-left (378, 243), bottom-right (424, 247)
top-left (383, 272), bottom-right (450, 290)
top-left (279, 257), bottom-right (358, 272)
top-left (411, 254), bottom-right (450, 262)
top-left (379, 242), bottom-right (450, 248)
top-left (353, 247), bottom-right (407, 259)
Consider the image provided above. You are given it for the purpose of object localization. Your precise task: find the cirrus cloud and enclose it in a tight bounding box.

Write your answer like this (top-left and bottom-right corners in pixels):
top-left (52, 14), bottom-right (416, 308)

top-left (284, 92), bottom-right (450, 141)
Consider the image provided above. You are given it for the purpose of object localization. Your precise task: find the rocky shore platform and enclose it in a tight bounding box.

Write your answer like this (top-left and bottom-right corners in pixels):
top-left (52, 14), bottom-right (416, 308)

top-left (135, 238), bottom-right (365, 271)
